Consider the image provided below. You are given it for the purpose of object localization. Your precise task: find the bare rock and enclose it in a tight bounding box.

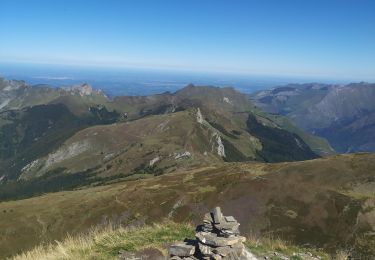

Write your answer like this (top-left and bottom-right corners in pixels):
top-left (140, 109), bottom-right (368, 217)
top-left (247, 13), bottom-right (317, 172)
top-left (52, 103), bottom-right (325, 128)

top-left (213, 207), bottom-right (224, 224)
top-left (168, 207), bottom-right (256, 260)
top-left (198, 242), bottom-right (213, 256)
top-left (119, 248), bottom-right (164, 260)
top-left (169, 242), bottom-right (196, 257)
top-left (196, 231), bottom-right (246, 247)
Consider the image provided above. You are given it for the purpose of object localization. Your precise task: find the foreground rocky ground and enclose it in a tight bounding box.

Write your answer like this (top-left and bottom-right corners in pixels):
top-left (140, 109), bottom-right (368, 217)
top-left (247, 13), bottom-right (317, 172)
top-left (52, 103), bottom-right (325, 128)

top-left (167, 207), bottom-right (331, 260)
top-left (168, 207), bottom-right (255, 259)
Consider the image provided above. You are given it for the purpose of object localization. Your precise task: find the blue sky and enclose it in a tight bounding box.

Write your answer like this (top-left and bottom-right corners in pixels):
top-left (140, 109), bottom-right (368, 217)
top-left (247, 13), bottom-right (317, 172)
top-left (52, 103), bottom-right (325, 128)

top-left (0, 0), bottom-right (374, 80)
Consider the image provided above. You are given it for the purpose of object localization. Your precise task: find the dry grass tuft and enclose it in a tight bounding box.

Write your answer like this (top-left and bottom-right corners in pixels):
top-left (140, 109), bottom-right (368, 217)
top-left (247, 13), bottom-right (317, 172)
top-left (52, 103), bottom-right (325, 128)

top-left (334, 250), bottom-right (350, 260)
top-left (11, 222), bottom-right (194, 260)
top-left (245, 232), bottom-right (330, 259)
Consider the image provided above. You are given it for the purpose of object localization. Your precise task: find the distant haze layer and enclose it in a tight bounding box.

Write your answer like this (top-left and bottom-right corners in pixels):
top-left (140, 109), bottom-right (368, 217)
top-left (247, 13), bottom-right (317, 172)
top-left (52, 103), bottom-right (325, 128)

top-left (0, 63), bottom-right (357, 96)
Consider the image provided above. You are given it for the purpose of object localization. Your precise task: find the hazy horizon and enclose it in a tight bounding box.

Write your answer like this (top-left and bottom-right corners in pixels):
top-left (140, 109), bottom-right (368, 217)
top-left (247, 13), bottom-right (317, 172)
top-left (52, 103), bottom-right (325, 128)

top-left (0, 62), bottom-right (370, 96)
top-left (1, 0), bottom-right (374, 81)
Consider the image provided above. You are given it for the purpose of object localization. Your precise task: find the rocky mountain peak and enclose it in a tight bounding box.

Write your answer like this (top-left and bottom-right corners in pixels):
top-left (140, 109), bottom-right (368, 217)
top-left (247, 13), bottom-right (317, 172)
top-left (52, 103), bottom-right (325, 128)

top-left (68, 83), bottom-right (94, 96)
top-left (0, 77), bottom-right (28, 92)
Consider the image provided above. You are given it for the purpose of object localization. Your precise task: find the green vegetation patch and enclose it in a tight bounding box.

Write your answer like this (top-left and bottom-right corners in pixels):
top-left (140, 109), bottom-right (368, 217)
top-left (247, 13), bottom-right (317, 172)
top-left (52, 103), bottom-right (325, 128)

top-left (246, 114), bottom-right (319, 162)
top-left (245, 235), bottom-right (330, 260)
top-left (222, 138), bottom-right (249, 162)
top-left (0, 168), bottom-right (96, 201)
top-left (12, 222), bottom-right (195, 260)
top-left (95, 222), bottom-right (194, 256)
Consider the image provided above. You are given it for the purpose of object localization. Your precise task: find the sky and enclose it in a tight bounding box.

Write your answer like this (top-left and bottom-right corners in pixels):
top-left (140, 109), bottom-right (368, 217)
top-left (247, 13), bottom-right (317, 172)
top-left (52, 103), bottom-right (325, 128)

top-left (0, 0), bottom-right (374, 80)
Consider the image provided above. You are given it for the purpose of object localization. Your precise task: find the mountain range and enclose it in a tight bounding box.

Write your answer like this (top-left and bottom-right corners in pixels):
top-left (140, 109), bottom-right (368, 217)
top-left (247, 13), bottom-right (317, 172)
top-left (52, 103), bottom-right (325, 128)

top-left (0, 77), bottom-right (334, 200)
top-left (0, 77), bottom-right (374, 258)
top-left (250, 82), bottom-right (375, 153)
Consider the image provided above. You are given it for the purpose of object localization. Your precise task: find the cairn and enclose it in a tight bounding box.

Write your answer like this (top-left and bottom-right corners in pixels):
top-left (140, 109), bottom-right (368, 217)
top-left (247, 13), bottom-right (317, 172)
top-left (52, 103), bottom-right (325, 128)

top-left (169, 207), bottom-right (257, 260)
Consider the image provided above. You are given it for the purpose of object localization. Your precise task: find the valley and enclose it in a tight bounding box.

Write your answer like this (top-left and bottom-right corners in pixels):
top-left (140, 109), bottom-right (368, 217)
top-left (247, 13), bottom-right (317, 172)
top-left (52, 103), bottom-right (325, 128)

top-left (251, 83), bottom-right (375, 153)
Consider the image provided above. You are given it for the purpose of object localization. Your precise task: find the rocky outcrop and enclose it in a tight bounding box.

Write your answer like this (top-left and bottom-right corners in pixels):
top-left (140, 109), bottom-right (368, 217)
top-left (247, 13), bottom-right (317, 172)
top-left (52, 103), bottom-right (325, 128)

top-left (169, 207), bottom-right (257, 260)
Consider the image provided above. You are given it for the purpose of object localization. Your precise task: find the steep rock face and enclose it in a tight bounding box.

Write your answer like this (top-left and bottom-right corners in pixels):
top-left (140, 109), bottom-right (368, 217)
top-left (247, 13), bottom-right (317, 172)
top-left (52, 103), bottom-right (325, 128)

top-left (251, 82), bottom-right (375, 152)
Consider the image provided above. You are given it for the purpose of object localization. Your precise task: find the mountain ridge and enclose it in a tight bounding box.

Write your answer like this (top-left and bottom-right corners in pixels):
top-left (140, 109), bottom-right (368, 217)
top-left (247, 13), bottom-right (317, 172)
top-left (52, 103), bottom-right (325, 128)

top-left (250, 82), bottom-right (375, 152)
top-left (0, 77), bottom-right (332, 197)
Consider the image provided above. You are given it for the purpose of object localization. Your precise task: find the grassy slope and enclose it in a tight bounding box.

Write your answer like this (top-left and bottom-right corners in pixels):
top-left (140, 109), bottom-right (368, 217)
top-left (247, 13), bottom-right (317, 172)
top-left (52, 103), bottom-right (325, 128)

top-left (12, 222), bottom-right (194, 260)
top-left (0, 154), bottom-right (374, 258)
top-left (16, 110), bottom-right (224, 180)
top-left (0, 102), bottom-right (121, 182)
top-left (265, 113), bottom-right (335, 155)
top-left (17, 86), bottom-right (323, 180)
top-left (0, 84), bottom-right (332, 189)
top-left (11, 222), bottom-right (332, 260)
top-left (252, 108), bottom-right (334, 156)
top-left (251, 83), bottom-right (375, 153)
top-left (0, 105), bottom-right (318, 201)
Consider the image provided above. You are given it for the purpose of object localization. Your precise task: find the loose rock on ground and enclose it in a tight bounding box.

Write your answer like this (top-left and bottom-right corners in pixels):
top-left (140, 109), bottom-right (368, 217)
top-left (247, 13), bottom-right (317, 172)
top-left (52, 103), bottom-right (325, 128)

top-left (168, 207), bottom-right (258, 260)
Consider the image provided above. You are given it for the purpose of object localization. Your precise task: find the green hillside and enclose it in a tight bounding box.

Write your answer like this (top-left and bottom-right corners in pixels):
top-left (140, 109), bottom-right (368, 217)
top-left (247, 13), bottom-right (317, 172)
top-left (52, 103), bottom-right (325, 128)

top-left (0, 81), bottom-right (331, 200)
top-left (0, 153), bottom-right (374, 258)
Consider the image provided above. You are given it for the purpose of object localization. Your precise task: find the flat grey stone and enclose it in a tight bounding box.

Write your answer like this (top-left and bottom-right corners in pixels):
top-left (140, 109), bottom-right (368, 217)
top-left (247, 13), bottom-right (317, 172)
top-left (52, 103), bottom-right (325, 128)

top-left (213, 245), bottom-right (232, 256)
top-left (225, 216), bottom-right (237, 222)
top-left (222, 251), bottom-right (241, 260)
top-left (196, 232), bottom-right (246, 247)
top-left (214, 221), bottom-right (240, 232)
top-left (203, 212), bottom-right (213, 223)
top-left (119, 248), bottom-right (165, 260)
top-left (198, 241), bottom-right (213, 256)
top-left (212, 254), bottom-right (223, 260)
top-left (169, 242), bottom-right (195, 257)
top-left (213, 207), bottom-right (224, 224)
top-left (230, 242), bottom-right (245, 255)
top-left (170, 256), bottom-right (182, 260)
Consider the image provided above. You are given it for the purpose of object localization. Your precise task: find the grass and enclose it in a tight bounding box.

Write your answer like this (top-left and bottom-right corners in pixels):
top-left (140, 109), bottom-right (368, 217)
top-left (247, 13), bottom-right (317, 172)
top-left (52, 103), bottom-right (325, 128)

top-left (11, 222), bottom-right (338, 260)
top-left (11, 222), bottom-right (195, 260)
top-left (1, 153), bottom-right (374, 258)
top-left (245, 234), bottom-right (330, 260)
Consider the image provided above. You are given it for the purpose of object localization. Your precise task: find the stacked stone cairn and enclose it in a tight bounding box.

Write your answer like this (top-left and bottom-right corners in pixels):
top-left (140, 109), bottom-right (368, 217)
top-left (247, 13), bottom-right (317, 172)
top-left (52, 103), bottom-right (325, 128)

top-left (169, 207), bottom-right (257, 260)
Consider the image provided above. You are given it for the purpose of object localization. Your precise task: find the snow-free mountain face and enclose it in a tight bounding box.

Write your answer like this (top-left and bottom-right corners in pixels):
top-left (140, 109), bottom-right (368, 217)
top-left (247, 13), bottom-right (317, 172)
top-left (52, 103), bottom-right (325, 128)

top-left (0, 77), bottom-right (332, 199)
top-left (250, 82), bottom-right (375, 152)
top-left (0, 77), bottom-right (374, 258)
top-left (0, 77), bottom-right (108, 114)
